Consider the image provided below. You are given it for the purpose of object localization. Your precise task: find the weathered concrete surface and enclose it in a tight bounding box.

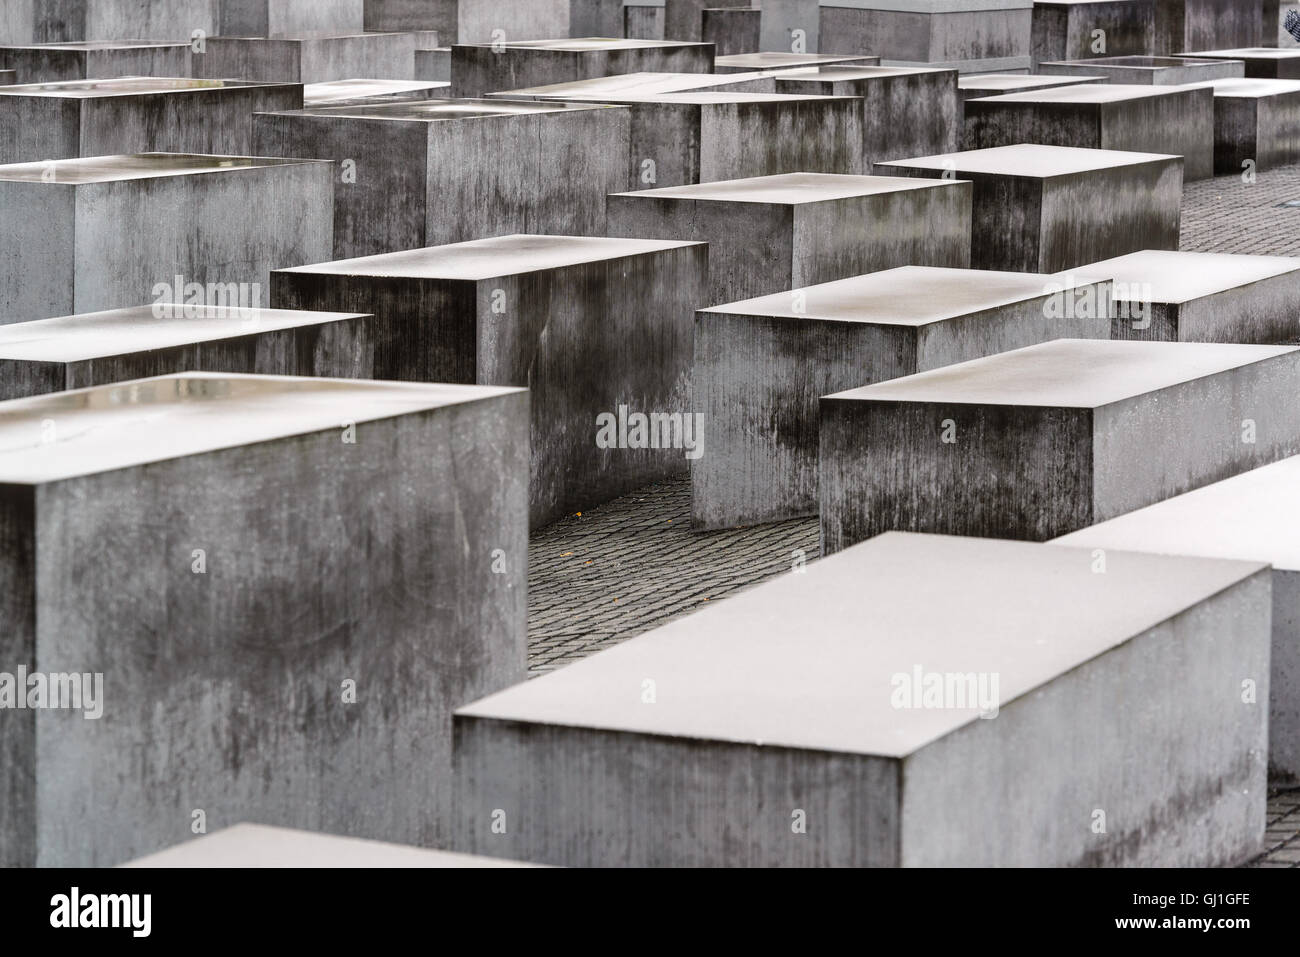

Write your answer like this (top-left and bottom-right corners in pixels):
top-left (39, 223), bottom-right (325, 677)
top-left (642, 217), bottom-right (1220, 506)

top-left (303, 77), bottom-right (449, 106)
top-left (625, 3), bottom-right (666, 40)
top-left (219, 0), bottom-right (364, 36)
top-left (452, 531), bottom-right (1269, 867)
top-left (714, 52), bottom-right (881, 73)
top-left (0, 371), bottom-right (528, 867)
top-left (1190, 77), bottom-right (1300, 173)
top-left (665, 0), bottom-right (750, 41)
top-left (963, 82), bottom-right (1215, 179)
top-left (0, 77), bottom-right (303, 163)
top-left (450, 37), bottom-right (715, 97)
top-left (192, 31), bottom-right (440, 83)
top-left (0, 153), bottom-right (333, 324)
top-left (1039, 54), bottom-right (1246, 83)
top-left (606, 171), bottom-right (972, 305)
top-left (692, 266), bottom-right (1112, 529)
top-left (819, 339), bottom-right (1300, 550)
top-left (702, 6), bottom-right (759, 56)
top-left (1185, 47), bottom-right (1300, 78)
top-left (876, 144), bottom-right (1181, 272)
top-left (0, 70), bottom-right (12, 84)
top-left (0, 0), bottom-right (218, 43)
top-left (364, 0), bottom-right (569, 43)
top-left (0, 304), bottom-right (374, 400)
top-left (490, 90), bottom-right (863, 189)
top-left (413, 46), bottom-right (450, 82)
top-left (819, 1), bottom-right (1035, 72)
top-left (1155, 0), bottom-right (1264, 55)
top-left (485, 70), bottom-right (779, 99)
top-left (1055, 454), bottom-right (1300, 785)
top-left (1031, 0), bottom-right (1155, 68)
top-left (253, 99), bottom-right (627, 258)
top-left (271, 235), bottom-right (707, 527)
top-left (0, 40), bottom-right (190, 83)
top-left (1081, 249), bottom-right (1300, 341)
top-left (755, 0), bottom-right (822, 55)
top-left (123, 824), bottom-right (535, 867)
top-left (957, 72), bottom-right (1100, 146)
top-left (773, 65), bottom-right (958, 167)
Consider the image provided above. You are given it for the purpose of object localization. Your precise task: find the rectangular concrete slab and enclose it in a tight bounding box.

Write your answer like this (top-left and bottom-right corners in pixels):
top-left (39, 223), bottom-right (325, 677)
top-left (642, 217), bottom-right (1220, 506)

top-left (1039, 54), bottom-right (1247, 83)
top-left (451, 531), bottom-right (1269, 867)
top-left (483, 70), bottom-right (781, 99)
top-left (819, 1), bottom-right (1035, 72)
top-left (0, 372), bottom-right (528, 867)
top-left (1155, 0), bottom-right (1265, 55)
top-left (450, 37), bottom-right (715, 97)
top-left (219, 0), bottom-right (365, 36)
top-left (252, 98), bottom-right (628, 258)
top-left (0, 153), bottom-right (333, 325)
top-left (664, 0), bottom-right (750, 41)
top-left (1031, 1), bottom-right (1156, 68)
top-left (0, 40), bottom-right (190, 83)
top-left (0, 304), bottom-right (374, 400)
top-left (963, 81), bottom-right (1215, 179)
top-left (606, 171), bottom-right (972, 306)
top-left (1184, 47), bottom-right (1300, 78)
top-left (876, 144), bottom-right (1182, 272)
top-left (0, 70), bottom-right (12, 84)
top-left (364, 0), bottom-right (569, 44)
top-left (0, 77), bottom-right (304, 163)
top-left (702, 6), bottom-right (760, 57)
top-left (270, 234), bottom-right (707, 527)
top-left (123, 824), bottom-right (533, 867)
top-left (1054, 454), bottom-right (1300, 784)
top-left (0, 0), bottom-right (218, 43)
top-left (714, 52), bottom-right (882, 73)
top-left (819, 339), bottom-right (1300, 550)
top-left (303, 78), bottom-right (451, 106)
top-left (413, 46), bottom-right (451, 82)
top-left (1080, 249), bottom-right (1300, 341)
top-left (1188, 77), bottom-right (1300, 172)
top-left (692, 266), bottom-right (1112, 529)
top-left (192, 31), bottom-right (440, 83)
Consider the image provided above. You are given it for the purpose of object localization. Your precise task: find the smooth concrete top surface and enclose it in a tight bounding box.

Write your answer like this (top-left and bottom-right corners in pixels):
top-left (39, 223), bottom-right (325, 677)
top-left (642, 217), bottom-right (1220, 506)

top-left (123, 825), bottom-right (535, 868)
top-left (552, 90), bottom-right (851, 105)
top-left (1045, 55), bottom-right (1236, 69)
top-left (825, 339), bottom-right (1299, 408)
top-left (462, 37), bottom-right (710, 51)
top-left (0, 373), bottom-right (521, 485)
top-left (0, 306), bottom-right (370, 363)
top-left (958, 74), bottom-right (1101, 92)
top-left (1185, 77), bottom-right (1300, 98)
top-left (824, 0), bottom-right (1032, 10)
top-left (702, 265), bottom-right (1096, 324)
top-left (215, 32), bottom-right (416, 43)
top-left (457, 532), bottom-right (1264, 757)
top-left (974, 83), bottom-right (1202, 103)
top-left (0, 76), bottom-right (282, 98)
top-left (0, 40), bottom-right (187, 51)
top-left (303, 78), bottom-right (451, 105)
top-left (1075, 250), bottom-right (1300, 304)
top-left (775, 64), bottom-right (953, 81)
top-left (1185, 48), bottom-right (1300, 61)
top-left (716, 53), bottom-right (880, 69)
top-left (1053, 455), bottom-right (1300, 571)
top-left (0, 152), bottom-right (327, 184)
top-left (486, 71), bottom-right (774, 98)
top-left (881, 143), bottom-right (1177, 176)
top-left (611, 171), bottom-right (957, 204)
top-left (260, 98), bottom-right (614, 121)
top-left (278, 234), bottom-right (703, 281)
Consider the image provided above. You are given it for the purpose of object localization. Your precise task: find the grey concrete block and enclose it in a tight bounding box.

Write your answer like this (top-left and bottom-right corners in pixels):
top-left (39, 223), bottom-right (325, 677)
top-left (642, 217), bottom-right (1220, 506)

top-left (0, 371), bottom-right (529, 867)
top-left (1189, 77), bottom-right (1300, 173)
top-left (957, 72), bottom-right (1101, 146)
top-left (1039, 53), bottom-right (1247, 83)
top-left (123, 824), bottom-right (536, 867)
top-left (0, 40), bottom-right (191, 83)
top-left (1054, 454), bottom-right (1300, 785)
top-left (0, 153), bottom-right (333, 324)
top-left (820, 1), bottom-right (1035, 72)
top-left (876, 144), bottom-right (1182, 272)
top-left (365, 0), bottom-right (569, 44)
top-left (193, 31), bottom-right (439, 83)
top-left (413, 46), bottom-right (451, 81)
top-left (450, 37), bottom-right (714, 97)
top-left (755, 0), bottom-right (821, 54)
top-left (625, 4), bottom-right (666, 39)
top-left (773, 65), bottom-right (959, 167)
top-left (714, 51), bottom-right (880, 72)
top-left (484, 69), bottom-right (779, 99)
top-left (451, 531), bottom-right (1270, 867)
top-left (665, 0), bottom-right (749, 41)
top-left (702, 6), bottom-right (760, 57)
top-left (252, 99), bottom-right (628, 258)
top-left (0, 69), bottom-right (12, 84)
top-left (303, 77), bottom-right (449, 106)
top-left (0, 77), bottom-right (303, 164)
top-left (1083, 249), bottom-right (1300, 342)
top-left (963, 82), bottom-right (1215, 179)
top-left (819, 339), bottom-right (1300, 551)
top-left (0, 304), bottom-right (374, 400)
top-left (270, 234), bottom-right (707, 526)
top-left (606, 171), bottom-right (972, 306)
top-left (219, 0), bottom-right (364, 36)
top-left (1155, 0), bottom-right (1264, 55)
top-left (1185, 47), bottom-right (1300, 78)
top-left (1031, 0), bottom-right (1156, 68)
top-left (1, 0), bottom-right (218, 43)
top-left (692, 266), bottom-right (1113, 529)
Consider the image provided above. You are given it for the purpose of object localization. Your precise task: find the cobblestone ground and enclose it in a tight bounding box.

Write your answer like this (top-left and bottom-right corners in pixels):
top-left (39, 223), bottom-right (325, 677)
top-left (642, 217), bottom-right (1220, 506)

top-left (527, 161), bottom-right (1300, 865)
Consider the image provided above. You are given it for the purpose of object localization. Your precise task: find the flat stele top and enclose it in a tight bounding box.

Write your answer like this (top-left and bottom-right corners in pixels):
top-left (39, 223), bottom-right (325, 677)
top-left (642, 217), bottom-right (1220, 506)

top-left (0, 39), bottom-right (185, 50)
top-left (611, 171), bottom-right (957, 204)
top-left (1185, 77), bottom-right (1300, 98)
top-left (880, 142), bottom-right (1176, 176)
top-left (486, 71), bottom-right (774, 98)
top-left (461, 37), bottom-right (709, 51)
top-left (825, 338), bottom-right (1298, 408)
top-left (958, 74), bottom-right (1100, 92)
top-left (775, 64), bottom-right (954, 81)
top-left (0, 306), bottom-right (369, 363)
top-left (277, 234), bottom-right (702, 281)
top-left (716, 52), bottom-right (878, 67)
top-left (0, 373), bottom-right (521, 485)
top-left (553, 90), bottom-right (851, 105)
top-left (1184, 48), bottom-right (1300, 60)
top-left (123, 825), bottom-right (532, 868)
top-left (457, 532), bottom-right (1265, 758)
top-left (1043, 55), bottom-right (1238, 69)
top-left (0, 76), bottom-right (284, 98)
top-left (973, 83), bottom-right (1206, 104)
top-left (260, 97), bottom-right (613, 121)
top-left (701, 265), bottom-right (1102, 325)
top-left (1053, 455), bottom-right (1300, 572)
top-left (1076, 250), bottom-right (1300, 304)
top-left (0, 152), bottom-right (326, 185)
top-left (303, 78), bottom-right (450, 105)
